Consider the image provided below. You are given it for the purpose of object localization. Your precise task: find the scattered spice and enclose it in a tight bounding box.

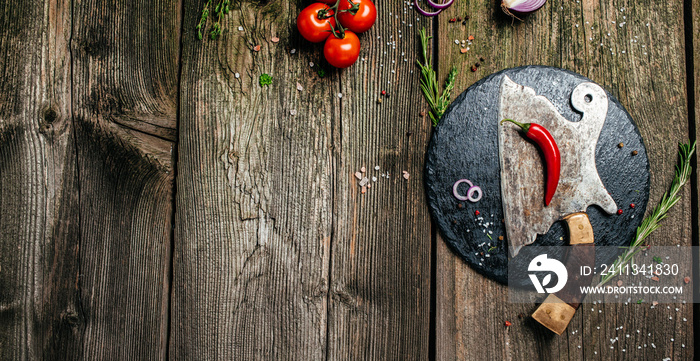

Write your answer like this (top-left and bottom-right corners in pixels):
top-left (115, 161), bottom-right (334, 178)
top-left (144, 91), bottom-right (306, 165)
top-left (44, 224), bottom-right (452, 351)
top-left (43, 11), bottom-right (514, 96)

top-left (471, 65), bottom-right (477, 72)
top-left (377, 98), bottom-right (383, 104)
top-left (684, 276), bottom-right (690, 284)
top-left (253, 45), bottom-right (261, 51)
top-left (475, 210), bottom-right (480, 216)
top-left (631, 150), bottom-right (638, 156)
top-left (467, 35), bottom-right (474, 41)
top-left (630, 203), bottom-right (635, 208)
top-left (617, 280), bottom-right (623, 286)
top-left (354, 172), bottom-right (363, 180)
top-left (617, 209), bottom-right (623, 215)
top-left (460, 48), bottom-right (468, 54)
top-left (504, 321), bottom-right (512, 327)
top-left (449, 18), bottom-right (457, 23)
top-left (296, 82), bottom-right (304, 91)
top-left (457, 203), bottom-right (463, 209)
top-left (271, 36), bottom-right (280, 43)
top-left (498, 235), bottom-right (504, 241)
top-left (402, 171), bottom-right (410, 180)
top-left (317, 69), bottom-right (326, 78)
top-left (618, 142), bottom-right (624, 148)
top-left (651, 276), bottom-right (659, 282)
top-left (361, 166), bottom-right (366, 173)
top-left (381, 90), bottom-right (387, 95)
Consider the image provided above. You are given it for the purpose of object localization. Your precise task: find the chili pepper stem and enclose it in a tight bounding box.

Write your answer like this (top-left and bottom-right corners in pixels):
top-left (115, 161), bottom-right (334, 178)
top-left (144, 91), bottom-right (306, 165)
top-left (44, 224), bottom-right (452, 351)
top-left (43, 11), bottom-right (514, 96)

top-left (500, 118), bottom-right (530, 132)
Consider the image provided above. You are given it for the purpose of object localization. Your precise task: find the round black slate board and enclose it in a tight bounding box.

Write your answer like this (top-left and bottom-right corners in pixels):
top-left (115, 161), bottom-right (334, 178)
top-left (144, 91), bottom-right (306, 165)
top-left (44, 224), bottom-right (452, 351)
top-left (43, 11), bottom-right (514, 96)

top-left (425, 66), bottom-right (650, 286)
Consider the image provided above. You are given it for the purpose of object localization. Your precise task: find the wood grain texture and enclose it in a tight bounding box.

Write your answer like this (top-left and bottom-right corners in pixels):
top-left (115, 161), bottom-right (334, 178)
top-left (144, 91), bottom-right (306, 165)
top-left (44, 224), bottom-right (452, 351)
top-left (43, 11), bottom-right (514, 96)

top-left (171, 1), bottom-right (335, 359)
top-left (325, 2), bottom-right (432, 360)
top-left (69, 0), bottom-right (179, 358)
top-left (0, 0), bottom-right (79, 359)
top-left (435, 0), bottom-right (693, 360)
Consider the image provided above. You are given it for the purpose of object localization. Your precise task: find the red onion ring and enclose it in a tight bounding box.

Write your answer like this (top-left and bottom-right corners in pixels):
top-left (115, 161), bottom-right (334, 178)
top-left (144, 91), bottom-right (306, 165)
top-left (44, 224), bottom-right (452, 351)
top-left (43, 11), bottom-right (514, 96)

top-left (466, 185), bottom-right (482, 202)
top-left (426, 0), bottom-right (454, 10)
top-left (414, 0), bottom-right (442, 17)
top-left (452, 179), bottom-right (473, 201)
top-left (503, 0), bottom-right (546, 13)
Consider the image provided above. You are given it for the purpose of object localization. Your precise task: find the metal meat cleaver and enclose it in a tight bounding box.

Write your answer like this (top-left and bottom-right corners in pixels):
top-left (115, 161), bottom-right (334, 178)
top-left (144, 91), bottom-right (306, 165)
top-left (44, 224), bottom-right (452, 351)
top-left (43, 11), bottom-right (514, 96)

top-left (497, 76), bottom-right (618, 334)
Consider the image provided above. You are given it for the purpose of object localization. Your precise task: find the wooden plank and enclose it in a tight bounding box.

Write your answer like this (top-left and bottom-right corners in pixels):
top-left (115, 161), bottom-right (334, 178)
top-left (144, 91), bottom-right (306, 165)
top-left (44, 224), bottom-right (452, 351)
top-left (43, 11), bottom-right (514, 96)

top-left (435, 0), bottom-right (693, 360)
top-left (325, 3), bottom-right (433, 360)
top-left (171, 1), bottom-right (335, 359)
top-left (0, 0), bottom-right (79, 359)
top-left (69, 0), bottom-right (180, 358)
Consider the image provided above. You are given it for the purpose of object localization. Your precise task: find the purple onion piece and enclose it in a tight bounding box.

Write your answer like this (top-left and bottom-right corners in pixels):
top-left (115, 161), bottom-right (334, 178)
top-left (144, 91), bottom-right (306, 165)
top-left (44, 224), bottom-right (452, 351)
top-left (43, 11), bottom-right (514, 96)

top-left (466, 185), bottom-right (482, 202)
top-left (503, 0), bottom-right (546, 13)
top-left (426, 0), bottom-right (454, 10)
top-left (452, 179), bottom-right (473, 201)
top-left (414, 0), bottom-right (442, 16)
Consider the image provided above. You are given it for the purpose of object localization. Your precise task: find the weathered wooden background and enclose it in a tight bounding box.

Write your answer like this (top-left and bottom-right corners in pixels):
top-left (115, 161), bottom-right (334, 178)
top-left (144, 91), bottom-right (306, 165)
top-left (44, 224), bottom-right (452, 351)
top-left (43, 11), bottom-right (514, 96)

top-left (0, 0), bottom-right (697, 360)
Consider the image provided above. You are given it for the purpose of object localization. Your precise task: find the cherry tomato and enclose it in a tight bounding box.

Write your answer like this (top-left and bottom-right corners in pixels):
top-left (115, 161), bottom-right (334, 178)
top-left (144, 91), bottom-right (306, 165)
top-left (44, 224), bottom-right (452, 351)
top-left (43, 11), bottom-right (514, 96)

top-left (297, 3), bottom-right (336, 43)
top-left (337, 0), bottom-right (376, 34)
top-left (324, 31), bottom-right (361, 68)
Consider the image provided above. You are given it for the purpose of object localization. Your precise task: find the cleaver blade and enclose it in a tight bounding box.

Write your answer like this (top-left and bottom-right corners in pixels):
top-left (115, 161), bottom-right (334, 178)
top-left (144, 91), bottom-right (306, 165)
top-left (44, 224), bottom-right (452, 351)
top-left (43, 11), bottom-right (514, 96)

top-left (497, 76), bottom-right (617, 257)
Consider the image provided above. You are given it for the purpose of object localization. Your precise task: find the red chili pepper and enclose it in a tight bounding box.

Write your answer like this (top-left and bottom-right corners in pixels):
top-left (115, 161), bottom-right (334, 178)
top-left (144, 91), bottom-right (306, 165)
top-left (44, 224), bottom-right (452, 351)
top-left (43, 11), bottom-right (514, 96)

top-left (501, 119), bottom-right (561, 206)
top-left (504, 320), bottom-right (512, 327)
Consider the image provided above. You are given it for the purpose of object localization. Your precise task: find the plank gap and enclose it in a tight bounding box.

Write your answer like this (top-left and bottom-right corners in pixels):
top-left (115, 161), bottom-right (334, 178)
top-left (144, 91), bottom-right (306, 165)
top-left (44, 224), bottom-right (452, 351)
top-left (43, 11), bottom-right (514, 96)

top-left (165, 0), bottom-right (186, 359)
top-left (683, 0), bottom-right (700, 353)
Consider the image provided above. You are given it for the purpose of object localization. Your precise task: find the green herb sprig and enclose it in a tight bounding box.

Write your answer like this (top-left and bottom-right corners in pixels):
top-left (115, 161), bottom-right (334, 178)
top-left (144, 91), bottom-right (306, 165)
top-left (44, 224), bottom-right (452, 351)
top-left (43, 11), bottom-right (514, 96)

top-left (259, 74), bottom-right (273, 86)
top-left (598, 141), bottom-right (696, 286)
top-left (416, 28), bottom-right (457, 127)
top-left (197, 0), bottom-right (231, 40)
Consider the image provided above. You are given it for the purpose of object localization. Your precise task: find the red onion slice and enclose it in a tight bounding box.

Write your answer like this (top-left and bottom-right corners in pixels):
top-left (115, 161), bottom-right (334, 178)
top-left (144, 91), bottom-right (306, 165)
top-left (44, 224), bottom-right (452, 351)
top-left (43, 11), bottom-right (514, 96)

top-left (414, 0), bottom-right (442, 17)
top-left (452, 179), bottom-right (473, 201)
top-left (466, 185), bottom-right (482, 202)
top-left (502, 0), bottom-right (546, 13)
top-left (426, 0), bottom-right (454, 10)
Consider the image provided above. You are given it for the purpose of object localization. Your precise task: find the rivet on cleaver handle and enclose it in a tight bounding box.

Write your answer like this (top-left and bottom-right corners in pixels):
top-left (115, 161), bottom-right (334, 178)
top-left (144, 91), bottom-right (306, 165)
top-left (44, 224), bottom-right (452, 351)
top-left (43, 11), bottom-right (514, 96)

top-left (531, 213), bottom-right (595, 335)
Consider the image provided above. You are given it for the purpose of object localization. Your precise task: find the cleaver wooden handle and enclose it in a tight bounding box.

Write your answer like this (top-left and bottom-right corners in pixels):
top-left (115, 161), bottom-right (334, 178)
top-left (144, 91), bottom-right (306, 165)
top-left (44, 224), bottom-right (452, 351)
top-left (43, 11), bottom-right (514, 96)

top-left (531, 212), bottom-right (595, 335)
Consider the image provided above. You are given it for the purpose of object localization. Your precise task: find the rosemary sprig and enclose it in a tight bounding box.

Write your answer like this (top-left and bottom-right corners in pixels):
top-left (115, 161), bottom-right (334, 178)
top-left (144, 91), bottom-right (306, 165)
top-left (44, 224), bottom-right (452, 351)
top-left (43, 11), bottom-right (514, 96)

top-left (598, 141), bottom-right (696, 286)
top-left (197, 0), bottom-right (230, 40)
top-left (416, 28), bottom-right (458, 127)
